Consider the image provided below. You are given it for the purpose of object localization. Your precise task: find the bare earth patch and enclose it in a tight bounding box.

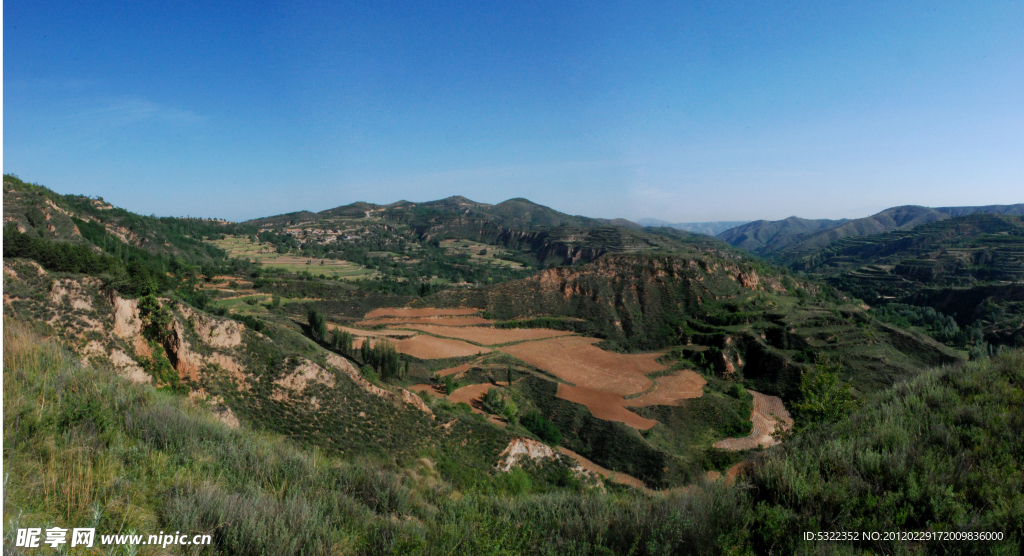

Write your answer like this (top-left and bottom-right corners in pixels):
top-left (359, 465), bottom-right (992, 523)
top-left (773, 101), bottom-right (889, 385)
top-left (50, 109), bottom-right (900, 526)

top-left (393, 324), bottom-right (572, 346)
top-left (358, 316), bottom-right (493, 327)
top-left (327, 323), bottom-right (417, 339)
top-left (434, 362), bottom-right (476, 377)
top-left (713, 391), bottom-right (793, 450)
top-left (500, 336), bottom-right (665, 396)
top-left (365, 307), bottom-right (480, 319)
top-left (387, 336), bottom-right (492, 360)
top-left (556, 446), bottom-right (647, 489)
top-left (556, 384), bottom-right (658, 430)
top-left (446, 382), bottom-right (496, 410)
top-left (626, 370), bottom-right (706, 407)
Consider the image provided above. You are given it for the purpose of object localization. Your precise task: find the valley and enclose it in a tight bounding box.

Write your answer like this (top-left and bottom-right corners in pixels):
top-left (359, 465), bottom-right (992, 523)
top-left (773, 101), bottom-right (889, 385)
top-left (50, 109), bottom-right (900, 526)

top-left (4, 173), bottom-right (1022, 554)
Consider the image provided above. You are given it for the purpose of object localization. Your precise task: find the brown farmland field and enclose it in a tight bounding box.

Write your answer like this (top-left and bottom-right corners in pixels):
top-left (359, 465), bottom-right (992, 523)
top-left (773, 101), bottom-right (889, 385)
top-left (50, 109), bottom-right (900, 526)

top-left (384, 336), bottom-right (491, 360)
top-left (446, 383), bottom-right (496, 408)
top-left (396, 324), bottom-right (572, 346)
top-left (327, 323), bottom-right (417, 339)
top-left (555, 384), bottom-right (658, 430)
top-left (357, 316), bottom-right (493, 327)
top-left (500, 336), bottom-right (665, 396)
top-left (713, 391), bottom-right (793, 451)
top-left (626, 370), bottom-right (706, 407)
top-left (364, 307), bottom-right (480, 319)
top-left (434, 362), bottom-right (476, 377)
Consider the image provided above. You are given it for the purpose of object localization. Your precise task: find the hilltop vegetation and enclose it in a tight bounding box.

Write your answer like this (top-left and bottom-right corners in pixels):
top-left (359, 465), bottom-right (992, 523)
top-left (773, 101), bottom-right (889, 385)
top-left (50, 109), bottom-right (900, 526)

top-left (717, 204), bottom-right (1024, 255)
top-left (716, 201), bottom-right (1024, 355)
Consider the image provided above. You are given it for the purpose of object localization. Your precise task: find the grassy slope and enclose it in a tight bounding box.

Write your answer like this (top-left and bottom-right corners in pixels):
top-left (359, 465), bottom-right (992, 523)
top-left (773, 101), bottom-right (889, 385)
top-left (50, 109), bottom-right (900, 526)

top-left (6, 320), bottom-right (1022, 555)
top-left (2, 320), bottom-right (750, 555)
top-left (750, 349), bottom-right (1024, 555)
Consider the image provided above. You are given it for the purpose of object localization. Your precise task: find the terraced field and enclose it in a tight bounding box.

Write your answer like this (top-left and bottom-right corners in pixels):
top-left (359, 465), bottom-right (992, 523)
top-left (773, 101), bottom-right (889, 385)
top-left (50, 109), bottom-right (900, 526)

top-left (207, 236), bottom-right (376, 279)
top-left (713, 391), bottom-right (793, 450)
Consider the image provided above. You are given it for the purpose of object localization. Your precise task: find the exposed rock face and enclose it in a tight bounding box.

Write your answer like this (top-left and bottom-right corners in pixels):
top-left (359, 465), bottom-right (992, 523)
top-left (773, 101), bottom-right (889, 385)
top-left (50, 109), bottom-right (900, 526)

top-left (110, 294), bottom-right (142, 338)
top-left (495, 438), bottom-right (600, 485)
top-left (50, 279), bottom-right (95, 311)
top-left (109, 348), bottom-right (152, 384)
top-left (495, 437), bottom-right (560, 472)
top-left (164, 319), bottom-right (205, 381)
top-left (274, 359), bottom-right (335, 398)
top-left (736, 270), bottom-right (759, 289)
top-left (179, 305), bottom-right (243, 348)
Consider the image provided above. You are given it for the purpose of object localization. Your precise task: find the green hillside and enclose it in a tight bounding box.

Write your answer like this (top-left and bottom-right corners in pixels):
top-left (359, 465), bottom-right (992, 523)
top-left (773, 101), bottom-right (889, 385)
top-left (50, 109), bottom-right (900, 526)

top-left (717, 203), bottom-right (1024, 256)
top-left (6, 319), bottom-right (1021, 555)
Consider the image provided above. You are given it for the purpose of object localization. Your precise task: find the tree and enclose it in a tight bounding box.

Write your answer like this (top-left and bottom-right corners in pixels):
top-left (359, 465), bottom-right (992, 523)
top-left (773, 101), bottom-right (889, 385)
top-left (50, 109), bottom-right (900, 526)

top-left (793, 359), bottom-right (856, 429)
top-left (307, 307), bottom-right (327, 344)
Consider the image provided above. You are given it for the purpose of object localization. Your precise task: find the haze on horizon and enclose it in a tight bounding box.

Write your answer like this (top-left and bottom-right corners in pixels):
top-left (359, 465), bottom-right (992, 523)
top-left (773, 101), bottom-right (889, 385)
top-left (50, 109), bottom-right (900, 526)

top-left (4, 1), bottom-right (1022, 224)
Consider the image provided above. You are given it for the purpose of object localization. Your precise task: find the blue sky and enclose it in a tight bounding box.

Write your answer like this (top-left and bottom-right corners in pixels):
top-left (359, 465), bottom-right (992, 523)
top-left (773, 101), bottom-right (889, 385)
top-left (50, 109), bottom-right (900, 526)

top-left (4, 1), bottom-right (1022, 222)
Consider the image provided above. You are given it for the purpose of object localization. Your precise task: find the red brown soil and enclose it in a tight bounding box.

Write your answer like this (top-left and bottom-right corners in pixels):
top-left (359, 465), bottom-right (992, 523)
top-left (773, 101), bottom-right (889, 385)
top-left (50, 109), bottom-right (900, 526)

top-left (409, 383), bottom-right (445, 399)
top-left (367, 336), bottom-right (491, 360)
top-left (713, 391), bottom-right (794, 451)
top-left (556, 446), bottom-right (647, 489)
top-left (446, 382), bottom-right (496, 408)
top-left (365, 307), bottom-right (480, 319)
top-left (556, 384), bottom-right (658, 430)
top-left (626, 370), bottom-right (706, 407)
top-left (357, 317), bottom-right (493, 327)
top-left (411, 382), bottom-right (506, 426)
top-left (435, 362), bottom-right (475, 377)
top-left (327, 323), bottom-right (417, 339)
top-left (725, 462), bottom-right (747, 484)
top-left (500, 336), bottom-right (665, 396)
top-left (704, 462), bottom-right (747, 485)
top-left (394, 324), bottom-right (572, 346)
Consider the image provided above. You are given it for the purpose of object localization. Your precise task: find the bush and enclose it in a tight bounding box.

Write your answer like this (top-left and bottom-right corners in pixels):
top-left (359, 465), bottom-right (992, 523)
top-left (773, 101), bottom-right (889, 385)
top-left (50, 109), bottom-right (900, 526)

top-left (521, 412), bottom-right (562, 445)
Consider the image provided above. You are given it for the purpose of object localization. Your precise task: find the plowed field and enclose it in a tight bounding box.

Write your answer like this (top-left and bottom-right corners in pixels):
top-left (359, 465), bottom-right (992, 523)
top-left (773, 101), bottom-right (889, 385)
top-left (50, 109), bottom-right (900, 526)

top-left (391, 336), bottom-right (491, 360)
top-left (500, 336), bottom-right (665, 396)
top-left (713, 391), bottom-right (793, 450)
top-left (365, 307), bottom-right (480, 319)
top-left (327, 323), bottom-right (416, 339)
top-left (626, 370), bottom-right (706, 407)
top-left (395, 324), bottom-right (572, 346)
top-left (434, 362), bottom-right (475, 377)
top-left (556, 384), bottom-right (658, 430)
top-left (357, 317), bottom-right (493, 327)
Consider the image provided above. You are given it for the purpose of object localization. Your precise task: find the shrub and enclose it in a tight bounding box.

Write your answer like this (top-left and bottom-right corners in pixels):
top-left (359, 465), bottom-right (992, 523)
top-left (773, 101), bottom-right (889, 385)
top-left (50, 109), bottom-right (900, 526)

top-left (521, 412), bottom-right (562, 445)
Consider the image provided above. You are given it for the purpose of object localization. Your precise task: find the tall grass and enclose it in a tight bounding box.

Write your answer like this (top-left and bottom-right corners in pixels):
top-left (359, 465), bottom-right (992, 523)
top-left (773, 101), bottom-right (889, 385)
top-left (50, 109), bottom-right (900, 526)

top-left (7, 318), bottom-right (1023, 554)
top-left (2, 320), bottom-right (752, 555)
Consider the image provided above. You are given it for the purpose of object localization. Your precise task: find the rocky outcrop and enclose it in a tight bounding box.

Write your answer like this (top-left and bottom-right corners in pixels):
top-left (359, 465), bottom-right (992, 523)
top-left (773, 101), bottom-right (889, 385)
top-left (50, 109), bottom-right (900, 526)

top-left (179, 305), bottom-right (243, 348)
top-left (50, 279), bottom-right (96, 310)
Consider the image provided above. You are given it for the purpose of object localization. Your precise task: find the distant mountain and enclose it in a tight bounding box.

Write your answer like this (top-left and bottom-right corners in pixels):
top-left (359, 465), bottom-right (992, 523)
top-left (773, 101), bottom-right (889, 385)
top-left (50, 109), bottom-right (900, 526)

top-left (636, 219), bottom-right (751, 236)
top-left (716, 217), bottom-right (848, 253)
top-left (718, 204), bottom-right (1024, 256)
top-left (247, 196), bottom-right (635, 231)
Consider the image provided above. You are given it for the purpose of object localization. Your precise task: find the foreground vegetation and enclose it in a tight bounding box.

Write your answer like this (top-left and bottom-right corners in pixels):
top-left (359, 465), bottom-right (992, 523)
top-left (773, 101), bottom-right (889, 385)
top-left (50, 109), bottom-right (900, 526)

top-left (5, 319), bottom-right (1022, 554)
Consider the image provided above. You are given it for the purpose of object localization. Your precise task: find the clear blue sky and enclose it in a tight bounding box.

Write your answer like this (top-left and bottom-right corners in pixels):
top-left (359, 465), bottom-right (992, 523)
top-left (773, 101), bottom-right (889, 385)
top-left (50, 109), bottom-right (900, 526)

top-left (4, 1), bottom-right (1022, 223)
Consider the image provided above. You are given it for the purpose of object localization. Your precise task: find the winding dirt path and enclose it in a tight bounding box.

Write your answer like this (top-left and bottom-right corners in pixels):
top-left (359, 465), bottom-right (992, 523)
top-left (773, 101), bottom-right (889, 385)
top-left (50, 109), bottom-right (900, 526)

top-left (713, 391), bottom-right (793, 451)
